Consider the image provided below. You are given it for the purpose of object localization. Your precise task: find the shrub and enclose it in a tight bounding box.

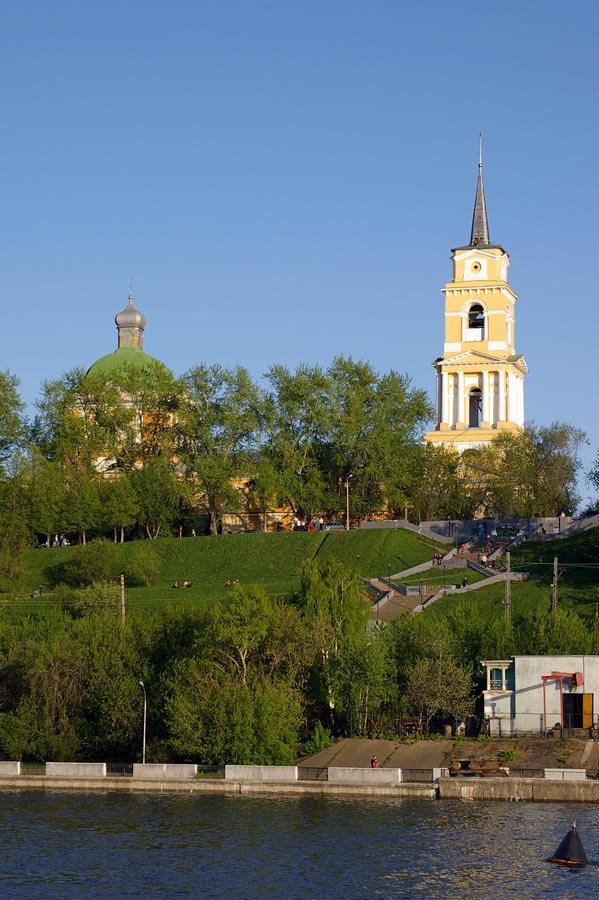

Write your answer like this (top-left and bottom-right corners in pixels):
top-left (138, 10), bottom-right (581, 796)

top-left (120, 542), bottom-right (161, 586)
top-left (302, 721), bottom-right (334, 756)
top-left (46, 539), bottom-right (118, 587)
top-left (62, 581), bottom-right (121, 618)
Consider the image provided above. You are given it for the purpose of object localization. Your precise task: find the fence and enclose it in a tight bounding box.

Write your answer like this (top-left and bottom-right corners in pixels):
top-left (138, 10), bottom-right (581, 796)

top-left (297, 767), bottom-right (328, 781)
top-left (400, 769), bottom-right (435, 783)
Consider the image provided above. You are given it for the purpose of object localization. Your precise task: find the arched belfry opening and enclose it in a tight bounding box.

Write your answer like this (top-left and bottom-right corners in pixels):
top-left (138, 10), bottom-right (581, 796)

top-left (468, 388), bottom-right (482, 428)
top-left (465, 302), bottom-right (485, 341)
top-left (468, 303), bottom-right (484, 329)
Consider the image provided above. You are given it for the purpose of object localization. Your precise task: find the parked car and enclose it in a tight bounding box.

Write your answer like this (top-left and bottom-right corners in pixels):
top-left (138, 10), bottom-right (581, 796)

top-left (323, 522), bottom-right (344, 531)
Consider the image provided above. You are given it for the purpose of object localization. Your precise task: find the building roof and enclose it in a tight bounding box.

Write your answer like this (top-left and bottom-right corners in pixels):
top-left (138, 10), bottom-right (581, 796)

top-left (86, 347), bottom-right (170, 378)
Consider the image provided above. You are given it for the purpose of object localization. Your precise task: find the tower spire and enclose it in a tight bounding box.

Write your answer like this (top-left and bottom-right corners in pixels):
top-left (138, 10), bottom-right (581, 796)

top-left (470, 134), bottom-right (489, 246)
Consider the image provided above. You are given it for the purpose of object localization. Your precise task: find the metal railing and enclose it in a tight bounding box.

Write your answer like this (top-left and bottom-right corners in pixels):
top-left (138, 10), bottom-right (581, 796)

top-left (401, 769), bottom-right (435, 783)
top-left (505, 768), bottom-right (545, 779)
top-left (297, 766), bottom-right (328, 781)
top-left (107, 763), bottom-right (134, 777)
top-left (196, 765), bottom-right (225, 779)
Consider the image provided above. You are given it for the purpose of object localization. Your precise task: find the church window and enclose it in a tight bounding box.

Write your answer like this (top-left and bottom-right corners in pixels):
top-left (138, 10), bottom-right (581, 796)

top-left (469, 388), bottom-right (482, 428)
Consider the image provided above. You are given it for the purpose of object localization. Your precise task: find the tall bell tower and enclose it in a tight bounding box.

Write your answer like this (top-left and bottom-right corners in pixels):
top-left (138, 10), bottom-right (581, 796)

top-left (425, 143), bottom-right (527, 451)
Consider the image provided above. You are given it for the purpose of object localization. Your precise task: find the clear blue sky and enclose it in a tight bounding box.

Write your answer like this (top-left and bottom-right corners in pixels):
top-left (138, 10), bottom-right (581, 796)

top-left (1, 2), bottom-right (598, 505)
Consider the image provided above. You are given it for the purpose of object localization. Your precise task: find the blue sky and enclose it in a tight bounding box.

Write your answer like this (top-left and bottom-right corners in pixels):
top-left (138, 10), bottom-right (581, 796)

top-left (1, 1), bottom-right (598, 505)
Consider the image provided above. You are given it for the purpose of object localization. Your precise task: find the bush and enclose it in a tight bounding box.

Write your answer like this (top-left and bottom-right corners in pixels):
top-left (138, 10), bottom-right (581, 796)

top-left (302, 721), bottom-right (334, 756)
top-left (62, 581), bottom-right (121, 618)
top-left (46, 539), bottom-right (118, 587)
top-left (121, 542), bottom-right (161, 586)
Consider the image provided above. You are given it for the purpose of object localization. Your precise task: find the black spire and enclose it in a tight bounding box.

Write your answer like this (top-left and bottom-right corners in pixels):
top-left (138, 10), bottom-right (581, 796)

top-left (470, 135), bottom-right (490, 246)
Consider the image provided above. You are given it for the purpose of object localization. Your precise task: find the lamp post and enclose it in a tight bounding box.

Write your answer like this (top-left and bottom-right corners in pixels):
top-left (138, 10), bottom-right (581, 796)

top-left (343, 474), bottom-right (353, 531)
top-left (139, 680), bottom-right (147, 765)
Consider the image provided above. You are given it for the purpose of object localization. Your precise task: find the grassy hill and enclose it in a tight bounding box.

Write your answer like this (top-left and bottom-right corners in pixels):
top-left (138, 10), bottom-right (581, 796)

top-left (11, 527), bottom-right (441, 613)
top-left (426, 529), bottom-right (599, 623)
top-left (10, 525), bottom-right (599, 620)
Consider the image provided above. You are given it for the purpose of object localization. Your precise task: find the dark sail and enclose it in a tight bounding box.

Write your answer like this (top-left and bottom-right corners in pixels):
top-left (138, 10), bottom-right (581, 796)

top-left (547, 824), bottom-right (588, 867)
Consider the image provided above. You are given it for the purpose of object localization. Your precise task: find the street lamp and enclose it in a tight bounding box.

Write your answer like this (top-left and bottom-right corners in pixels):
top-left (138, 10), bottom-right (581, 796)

top-left (343, 474), bottom-right (353, 531)
top-left (139, 680), bottom-right (147, 765)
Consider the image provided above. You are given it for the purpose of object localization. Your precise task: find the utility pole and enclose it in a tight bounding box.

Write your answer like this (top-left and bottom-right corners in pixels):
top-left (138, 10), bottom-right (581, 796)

top-left (120, 574), bottom-right (126, 623)
top-left (551, 556), bottom-right (559, 612)
top-left (504, 551), bottom-right (511, 621)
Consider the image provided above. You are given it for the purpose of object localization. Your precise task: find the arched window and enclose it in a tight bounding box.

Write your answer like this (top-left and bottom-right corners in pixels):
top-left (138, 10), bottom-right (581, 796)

top-left (468, 303), bottom-right (485, 329)
top-left (469, 388), bottom-right (482, 428)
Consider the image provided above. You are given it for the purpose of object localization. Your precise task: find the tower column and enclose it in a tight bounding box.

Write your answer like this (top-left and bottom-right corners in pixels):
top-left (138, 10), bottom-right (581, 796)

top-left (498, 370), bottom-right (506, 422)
top-left (441, 371), bottom-right (449, 425)
top-left (481, 371), bottom-right (489, 426)
top-left (457, 371), bottom-right (465, 426)
top-left (507, 372), bottom-right (515, 423)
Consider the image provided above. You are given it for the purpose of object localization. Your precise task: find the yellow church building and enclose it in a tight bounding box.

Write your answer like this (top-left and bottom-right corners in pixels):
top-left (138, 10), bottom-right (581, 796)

top-left (425, 147), bottom-right (527, 451)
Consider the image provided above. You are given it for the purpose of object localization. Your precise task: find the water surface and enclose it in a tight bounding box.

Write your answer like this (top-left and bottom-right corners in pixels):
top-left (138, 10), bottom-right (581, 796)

top-left (1, 792), bottom-right (598, 898)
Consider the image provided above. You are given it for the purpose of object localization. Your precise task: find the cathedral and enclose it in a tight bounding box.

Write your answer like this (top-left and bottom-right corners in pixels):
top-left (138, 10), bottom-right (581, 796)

top-left (424, 148), bottom-right (527, 451)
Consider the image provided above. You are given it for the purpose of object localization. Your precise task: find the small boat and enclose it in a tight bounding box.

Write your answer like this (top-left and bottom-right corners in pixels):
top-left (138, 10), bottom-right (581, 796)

top-left (547, 822), bottom-right (588, 867)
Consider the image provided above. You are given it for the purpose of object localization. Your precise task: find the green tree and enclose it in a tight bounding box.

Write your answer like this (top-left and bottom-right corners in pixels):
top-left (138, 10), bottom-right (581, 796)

top-left (164, 664), bottom-right (302, 764)
top-left (298, 558), bottom-right (373, 730)
top-left (178, 364), bottom-right (264, 535)
top-left (130, 458), bottom-right (189, 539)
top-left (32, 368), bottom-right (123, 469)
top-left (405, 657), bottom-right (475, 731)
top-left (468, 422), bottom-right (586, 517)
top-left (98, 474), bottom-right (140, 542)
top-left (411, 444), bottom-right (478, 521)
top-left (260, 363), bottom-right (332, 518)
top-left (325, 357), bottom-right (432, 518)
top-left (108, 364), bottom-right (183, 469)
top-left (24, 451), bottom-right (68, 545)
top-left (0, 370), bottom-right (25, 473)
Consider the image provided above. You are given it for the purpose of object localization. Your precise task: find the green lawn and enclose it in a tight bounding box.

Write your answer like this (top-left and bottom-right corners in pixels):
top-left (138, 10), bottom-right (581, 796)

top-left (12, 526), bottom-right (598, 621)
top-left (11, 528), bottom-right (441, 613)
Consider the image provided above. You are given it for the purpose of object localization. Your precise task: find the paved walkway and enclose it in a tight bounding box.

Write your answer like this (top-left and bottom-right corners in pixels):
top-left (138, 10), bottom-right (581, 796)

top-left (300, 738), bottom-right (452, 769)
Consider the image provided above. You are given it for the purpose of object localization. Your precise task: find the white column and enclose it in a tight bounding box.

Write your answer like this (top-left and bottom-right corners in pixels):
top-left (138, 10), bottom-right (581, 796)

top-left (457, 370), bottom-right (465, 425)
top-left (506, 372), bottom-right (514, 423)
top-left (498, 370), bottom-right (506, 421)
top-left (518, 377), bottom-right (525, 425)
top-left (482, 371), bottom-right (489, 424)
top-left (442, 371), bottom-right (449, 424)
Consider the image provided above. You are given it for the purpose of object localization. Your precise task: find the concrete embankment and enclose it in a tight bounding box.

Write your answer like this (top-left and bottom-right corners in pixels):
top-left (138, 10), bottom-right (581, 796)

top-left (439, 777), bottom-right (599, 802)
top-left (0, 775), bottom-right (436, 798)
top-left (4, 774), bottom-right (599, 802)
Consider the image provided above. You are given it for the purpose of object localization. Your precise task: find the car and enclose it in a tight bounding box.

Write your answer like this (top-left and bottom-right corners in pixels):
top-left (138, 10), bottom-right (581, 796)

top-left (323, 522), bottom-right (344, 531)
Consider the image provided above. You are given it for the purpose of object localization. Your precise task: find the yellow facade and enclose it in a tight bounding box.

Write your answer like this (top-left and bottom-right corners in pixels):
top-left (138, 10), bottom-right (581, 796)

top-left (425, 156), bottom-right (527, 451)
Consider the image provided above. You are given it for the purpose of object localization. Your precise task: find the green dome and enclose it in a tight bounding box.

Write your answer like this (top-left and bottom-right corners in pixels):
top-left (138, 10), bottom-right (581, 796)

top-left (86, 347), bottom-right (171, 378)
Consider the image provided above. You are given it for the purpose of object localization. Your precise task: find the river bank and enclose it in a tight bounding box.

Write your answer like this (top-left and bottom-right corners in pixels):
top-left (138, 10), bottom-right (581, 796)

top-left (4, 773), bottom-right (599, 802)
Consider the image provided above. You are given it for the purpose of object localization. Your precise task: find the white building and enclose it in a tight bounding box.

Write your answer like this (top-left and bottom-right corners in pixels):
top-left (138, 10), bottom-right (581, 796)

top-left (481, 656), bottom-right (599, 736)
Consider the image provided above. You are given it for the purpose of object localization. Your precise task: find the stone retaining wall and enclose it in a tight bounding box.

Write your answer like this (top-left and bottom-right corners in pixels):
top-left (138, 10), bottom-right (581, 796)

top-left (439, 777), bottom-right (599, 802)
top-left (133, 764), bottom-right (197, 779)
top-left (225, 765), bottom-right (298, 782)
top-left (46, 762), bottom-right (107, 778)
top-left (328, 767), bottom-right (401, 784)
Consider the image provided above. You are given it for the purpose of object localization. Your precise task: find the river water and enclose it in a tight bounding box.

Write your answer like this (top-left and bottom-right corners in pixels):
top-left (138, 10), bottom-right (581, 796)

top-left (1, 792), bottom-right (598, 898)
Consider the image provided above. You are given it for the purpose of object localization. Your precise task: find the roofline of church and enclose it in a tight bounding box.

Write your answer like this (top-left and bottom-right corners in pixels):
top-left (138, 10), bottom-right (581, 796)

top-left (451, 243), bottom-right (507, 254)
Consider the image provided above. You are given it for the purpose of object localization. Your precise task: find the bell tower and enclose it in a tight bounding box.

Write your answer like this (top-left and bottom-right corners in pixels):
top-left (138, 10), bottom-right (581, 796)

top-left (425, 143), bottom-right (527, 451)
